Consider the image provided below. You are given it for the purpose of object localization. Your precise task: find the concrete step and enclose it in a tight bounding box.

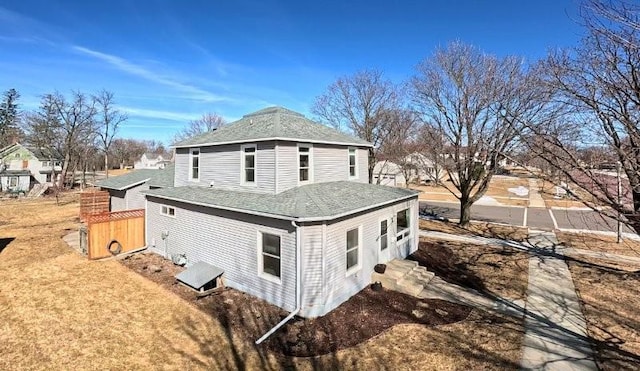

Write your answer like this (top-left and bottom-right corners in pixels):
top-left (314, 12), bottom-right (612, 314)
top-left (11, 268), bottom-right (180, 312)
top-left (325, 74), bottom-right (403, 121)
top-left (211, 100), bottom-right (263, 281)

top-left (371, 271), bottom-right (399, 291)
top-left (386, 259), bottom-right (418, 271)
top-left (397, 275), bottom-right (426, 297)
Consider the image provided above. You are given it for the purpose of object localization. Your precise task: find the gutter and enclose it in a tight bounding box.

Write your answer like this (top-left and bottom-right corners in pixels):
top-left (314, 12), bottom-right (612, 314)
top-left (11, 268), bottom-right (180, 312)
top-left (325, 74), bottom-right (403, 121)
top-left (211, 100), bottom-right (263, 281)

top-left (172, 137), bottom-right (373, 149)
top-left (255, 220), bottom-right (302, 344)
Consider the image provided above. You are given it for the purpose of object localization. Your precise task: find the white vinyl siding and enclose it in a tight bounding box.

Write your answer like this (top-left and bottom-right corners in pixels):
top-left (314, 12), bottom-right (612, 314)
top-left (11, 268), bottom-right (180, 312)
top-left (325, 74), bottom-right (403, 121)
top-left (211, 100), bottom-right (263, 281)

top-left (241, 144), bottom-right (257, 185)
top-left (174, 143), bottom-right (275, 193)
top-left (145, 198), bottom-right (297, 311)
top-left (189, 148), bottom-right (200, 181)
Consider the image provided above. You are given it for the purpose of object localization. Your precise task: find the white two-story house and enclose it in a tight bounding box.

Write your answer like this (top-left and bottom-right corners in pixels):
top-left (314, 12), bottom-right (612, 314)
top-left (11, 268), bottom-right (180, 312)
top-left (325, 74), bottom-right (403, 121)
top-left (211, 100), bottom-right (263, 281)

top-left (0, 143), bottom-right (62, 193)
top-left (134, 107), bottom-right (419, 318)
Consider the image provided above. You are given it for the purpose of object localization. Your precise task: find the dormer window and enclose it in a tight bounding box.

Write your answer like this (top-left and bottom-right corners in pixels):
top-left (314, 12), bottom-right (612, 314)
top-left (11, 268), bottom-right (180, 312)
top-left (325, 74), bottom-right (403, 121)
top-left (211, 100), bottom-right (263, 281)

top-left (190, 148), bottom-right (200, 181)
top-left (242, 144), bottom-right (256, 185)
top-left (298, 144), bottom-right (312, 183)
top-left (348, 148), bottom-right (357, 178)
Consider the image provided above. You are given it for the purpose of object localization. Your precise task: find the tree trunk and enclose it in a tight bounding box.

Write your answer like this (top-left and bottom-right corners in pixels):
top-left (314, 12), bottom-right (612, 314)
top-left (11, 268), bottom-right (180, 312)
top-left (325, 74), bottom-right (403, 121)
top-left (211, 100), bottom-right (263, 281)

top-left (459, 195), bottom-right (472, 227)
top-left (104, 153), bottom-right (109, 178)
top-left (368, 148), bottom-right (375, 184)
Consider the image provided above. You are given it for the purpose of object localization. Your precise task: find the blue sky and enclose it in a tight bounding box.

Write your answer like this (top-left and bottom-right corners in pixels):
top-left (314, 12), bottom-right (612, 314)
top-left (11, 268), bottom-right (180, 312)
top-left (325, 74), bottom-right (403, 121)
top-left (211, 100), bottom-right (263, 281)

top-left (0, 0), bottom-right (584, 144)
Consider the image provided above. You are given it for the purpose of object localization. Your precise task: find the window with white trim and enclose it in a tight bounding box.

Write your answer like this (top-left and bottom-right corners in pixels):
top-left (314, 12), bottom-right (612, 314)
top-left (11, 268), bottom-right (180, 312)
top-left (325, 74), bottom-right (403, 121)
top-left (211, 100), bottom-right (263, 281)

top-left (242, 144), bottom-right (256, 184)
top-left (346, 227), bottom-right (360, 273)
top-left (189, 148), bottom-right (200, 181)
top-left (380, 219), bottom-right (388, 250)
top-left (9, 177), bottom-right (18, 188)
top-left (396, 208), bottom-right (410, 241)
top-left (298, 144), bottom-right (312, 183)
top-left (42, 161), bottom-right (50, 167)
top-left (348, 148), bottom-right (357, 178)
top-left (260, 232), bottom-right (281, 279)
top-left (161, 205), bottom-right (175, 217)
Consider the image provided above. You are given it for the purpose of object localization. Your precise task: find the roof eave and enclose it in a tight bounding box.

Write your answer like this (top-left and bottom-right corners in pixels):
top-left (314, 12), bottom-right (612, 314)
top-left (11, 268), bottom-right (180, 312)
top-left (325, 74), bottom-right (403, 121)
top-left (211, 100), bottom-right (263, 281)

top-left (172, 137), bottom-right (373, 149)
top-left (142, 189), bottom-right (418, 222)
top-left (98, 178), bottom-right (151, 191)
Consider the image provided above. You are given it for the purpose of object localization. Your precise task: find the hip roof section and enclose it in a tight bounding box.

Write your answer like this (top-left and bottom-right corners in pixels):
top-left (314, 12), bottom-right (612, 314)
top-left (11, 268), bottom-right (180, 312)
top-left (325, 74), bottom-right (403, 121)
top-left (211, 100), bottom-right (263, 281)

top-left (173, 106), bottom-right (373, 148)
top-left (143, 181), bottom-right (417, 221)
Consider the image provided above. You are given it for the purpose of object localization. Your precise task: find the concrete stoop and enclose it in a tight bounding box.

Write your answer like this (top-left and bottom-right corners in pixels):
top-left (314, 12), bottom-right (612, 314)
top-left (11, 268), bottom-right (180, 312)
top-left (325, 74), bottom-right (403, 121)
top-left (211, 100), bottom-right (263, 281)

top-left (371, 259), bottom-right (435, 297)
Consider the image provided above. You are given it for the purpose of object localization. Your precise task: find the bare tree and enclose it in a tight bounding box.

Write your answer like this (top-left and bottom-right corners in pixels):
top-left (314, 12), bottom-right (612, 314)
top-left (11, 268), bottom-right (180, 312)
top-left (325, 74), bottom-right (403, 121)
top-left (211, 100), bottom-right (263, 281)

top-left (376, 109), bottom-right (419, 187)
top-left (411, 42), bottom-right (537, 226)
top-left (523, 0), bottom-right (640, 233)
top-left (94, 90), bottom-right (127, 178)
top-left (415, 124), bottom-right (447, 185)
top-left (312, 69), bottom-right (403, 183)
top-left (173, 112), bottom-right (226, 143)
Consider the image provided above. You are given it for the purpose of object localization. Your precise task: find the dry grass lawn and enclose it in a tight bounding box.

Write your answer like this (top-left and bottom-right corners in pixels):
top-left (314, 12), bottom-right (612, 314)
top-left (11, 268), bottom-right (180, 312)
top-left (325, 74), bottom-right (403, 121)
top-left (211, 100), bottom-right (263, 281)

top-left (420, 219), bottom-right (529, 241)
top-left (567, 257), bottom-right (640, 370)
top-left (415, 237), bottom-right (530, 301)
top-left (557, 231), bottom-right (640, 258)
top-left (0, 195), bottom-right (525, 370)
top-left (412, 176), bottom-right (529, 206)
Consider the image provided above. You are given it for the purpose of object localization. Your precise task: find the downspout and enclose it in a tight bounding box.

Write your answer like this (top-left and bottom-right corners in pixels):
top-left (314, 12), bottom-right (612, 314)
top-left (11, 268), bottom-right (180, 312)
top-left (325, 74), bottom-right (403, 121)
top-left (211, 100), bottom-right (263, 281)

top-left (255, 219), bottom-right (301, 344)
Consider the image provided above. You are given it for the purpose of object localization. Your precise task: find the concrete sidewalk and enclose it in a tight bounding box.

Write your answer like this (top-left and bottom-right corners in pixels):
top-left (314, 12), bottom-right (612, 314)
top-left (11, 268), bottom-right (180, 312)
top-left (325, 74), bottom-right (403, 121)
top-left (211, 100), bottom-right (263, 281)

top-left (528, 178), bottom-right (547, 208)
top-left (520, 231), bottom-right (596, 370)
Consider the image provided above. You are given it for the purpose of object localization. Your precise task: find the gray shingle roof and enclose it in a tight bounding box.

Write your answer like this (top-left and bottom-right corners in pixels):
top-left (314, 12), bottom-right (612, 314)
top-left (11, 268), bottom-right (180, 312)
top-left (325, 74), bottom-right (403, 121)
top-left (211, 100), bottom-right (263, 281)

top-left (143, 181), bottom-right (417, 221)
top-left (96, 170), bottom-right (157, 190)
top-left (147, 164), bottom-right (175, 188)
top-left (173, 107), bottom-right (372, 148)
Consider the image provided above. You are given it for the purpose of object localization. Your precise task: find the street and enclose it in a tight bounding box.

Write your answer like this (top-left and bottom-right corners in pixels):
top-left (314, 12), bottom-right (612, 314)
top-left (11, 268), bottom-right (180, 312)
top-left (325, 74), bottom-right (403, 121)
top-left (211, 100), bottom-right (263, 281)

top-left (420, 201), bottom-right (635, 233)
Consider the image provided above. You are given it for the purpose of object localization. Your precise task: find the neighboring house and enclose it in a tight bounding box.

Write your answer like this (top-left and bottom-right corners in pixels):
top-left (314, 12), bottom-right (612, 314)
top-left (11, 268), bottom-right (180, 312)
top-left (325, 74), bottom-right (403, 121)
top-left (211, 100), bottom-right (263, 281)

top-left (373, 161), bottom-right (407, 187)
top-left (0, 143), bottom-right (62, 193)
top-left (96, 165), bottom-right (174, 211)
top-left (139, 107), bottom-right (419, 318)
top-left (134, 152), bottom-right (173, 169)
top-left (373, 154), bottom-right (445, 187)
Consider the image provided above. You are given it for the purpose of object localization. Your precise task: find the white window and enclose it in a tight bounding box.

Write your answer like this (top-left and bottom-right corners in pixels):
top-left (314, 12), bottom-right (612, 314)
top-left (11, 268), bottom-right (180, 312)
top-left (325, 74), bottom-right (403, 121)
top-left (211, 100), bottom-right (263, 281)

top-left (396, 208), bottom-right (410, 242)
top-left (161, 205), bottom-right (175, 217)
top-left (9, 177), bottom-right (18, 188)
top-left (346, 227), bottom-right (361, 274)
top-left (241, 144), bottom-right (256, 184)
top-left (259, 232), bottom-right (281, 280)
top-left (298, 144), bottom-right (312, 183)
top-left (348, 148), bottom-right (357, 178)
top-left (42, 161), bottom-right (50, 167)
top-left (54, 161), bottom-right (62, 167)
top-left (380, 219), bottom-right (388, 251)
top-left (189, 148), bottom-right (200, 181)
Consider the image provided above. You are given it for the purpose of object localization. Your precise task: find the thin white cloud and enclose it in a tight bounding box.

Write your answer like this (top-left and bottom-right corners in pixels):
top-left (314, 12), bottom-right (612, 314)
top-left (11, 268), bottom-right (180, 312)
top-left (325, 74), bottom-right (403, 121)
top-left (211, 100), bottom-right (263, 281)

top-left (119, 106), bottom-right (201, 122)
top-left (72, 45), bottom-right (233, 103)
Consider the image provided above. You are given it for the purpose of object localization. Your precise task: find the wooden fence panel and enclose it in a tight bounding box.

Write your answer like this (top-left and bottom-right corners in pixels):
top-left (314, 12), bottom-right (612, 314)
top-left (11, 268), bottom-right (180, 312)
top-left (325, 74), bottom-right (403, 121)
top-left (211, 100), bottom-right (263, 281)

top-left (87, 209), bottom-right (145, 259)
top-left (80, 190), bottom-right (110, 221)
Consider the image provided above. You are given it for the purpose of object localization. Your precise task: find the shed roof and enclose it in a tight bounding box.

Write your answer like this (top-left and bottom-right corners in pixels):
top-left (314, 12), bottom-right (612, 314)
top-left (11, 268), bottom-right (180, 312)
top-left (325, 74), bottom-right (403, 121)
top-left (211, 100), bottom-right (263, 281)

top-left (173, 107), bottom-right (372, 148)
top-left (143, 181), bottom-right (417, 221)
top-left (147, 164), bottom-right (175, 188)
top-left (96, 170), bottom-right (156, 190)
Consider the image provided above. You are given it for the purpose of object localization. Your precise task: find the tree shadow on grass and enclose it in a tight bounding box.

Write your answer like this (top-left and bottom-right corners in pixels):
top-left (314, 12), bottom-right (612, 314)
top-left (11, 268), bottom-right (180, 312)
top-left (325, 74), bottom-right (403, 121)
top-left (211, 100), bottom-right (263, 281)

top-left (0, 237), bottom-right (15, 254)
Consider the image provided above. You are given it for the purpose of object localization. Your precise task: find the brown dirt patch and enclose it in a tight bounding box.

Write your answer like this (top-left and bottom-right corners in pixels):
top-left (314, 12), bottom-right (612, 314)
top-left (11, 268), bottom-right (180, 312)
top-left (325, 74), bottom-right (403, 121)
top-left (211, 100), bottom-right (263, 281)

top-left (411, 238), bottom-right (529, 301)
top-left (120, 252), bottom-right (472, 357)
top-left (567, 258), bottom-right (640, 370)
top-left (557, 231), bottom-right (640, 258)
top-left (420, 219), bottom-right (529, 241)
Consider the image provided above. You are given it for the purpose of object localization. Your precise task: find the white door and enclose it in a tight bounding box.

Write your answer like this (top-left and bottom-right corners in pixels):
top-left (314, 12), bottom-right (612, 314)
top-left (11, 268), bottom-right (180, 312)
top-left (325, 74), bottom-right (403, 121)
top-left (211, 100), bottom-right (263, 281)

top-left (379, 217), bottom-right (392, 262)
